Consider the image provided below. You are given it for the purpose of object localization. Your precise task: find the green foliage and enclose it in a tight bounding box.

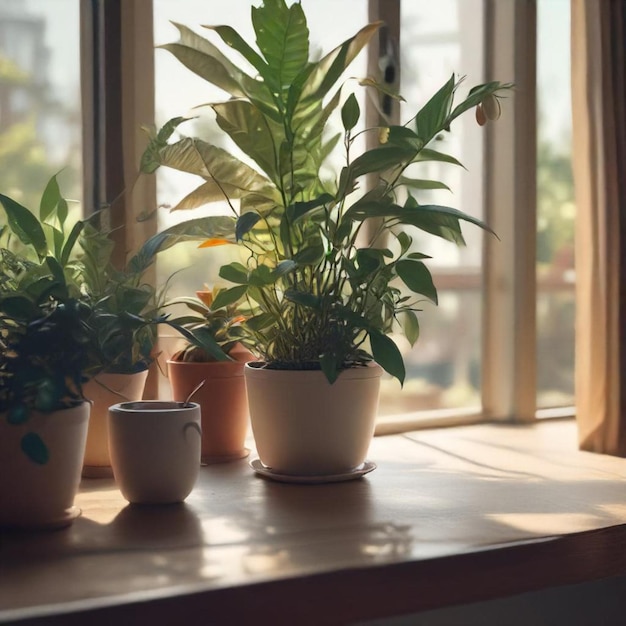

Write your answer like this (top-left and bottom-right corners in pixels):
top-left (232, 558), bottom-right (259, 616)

top-left (0, 261), bottom-right (94, 463)
top-left (142, 0), bottom-right (511, 384)
top-left (162, 289), bottom-right (253, 362)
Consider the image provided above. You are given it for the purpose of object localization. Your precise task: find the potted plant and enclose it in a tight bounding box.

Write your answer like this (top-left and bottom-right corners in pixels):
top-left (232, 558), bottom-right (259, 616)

top-left (0, 188), bottom-right (93, 528)
top-left (79, 208), bottom-right (243, 476)
top-left (165, 288), bottom-right (253, 464)
top-left (0, 175), bottom-right (240, 478)
top-left (142, 0), bottom-right (511, 478)
top-left (77, 216), bottom-right (170, 477)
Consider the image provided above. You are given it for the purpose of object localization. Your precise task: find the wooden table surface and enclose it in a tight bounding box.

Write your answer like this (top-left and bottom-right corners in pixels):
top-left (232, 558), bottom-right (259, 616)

top-left (3, 420), bottom-right (626, 625)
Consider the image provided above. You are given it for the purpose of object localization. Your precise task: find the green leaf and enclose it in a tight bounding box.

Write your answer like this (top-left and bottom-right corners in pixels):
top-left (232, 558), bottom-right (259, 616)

top-left (287, 194), bottom-right (334, 222)
top-left (284, 289), bottom-right (321, 309)
top-left (251, 0), bottom-right (309, 90)
top-left (45, 256), bottom-right (67, 291)
top-left (219, 262), bottom-right (249, 285)
top-left (127, 215), bottom-right (236, 274)
top-left (211, 285), bottom-right (248, 310)
top-left (208, 25), bottom-right (274, 89)
top-left (396, 231), bottom-right (412, 254)
top-left (348, 146), bottom-right (416, 180)
top-left (386, 125), bottom-right (424, 150)
top-left (21, 433), bottom-right (49, 465)
top-left (160, 23), bottom-right (259, 97)
top-left (273, 259), bottom-right (297, 278)
top-left (161, 320), bottom-right (230, 361)
top-left (299, 22), bottom-right (380, 103)
top-left (403, 310), bottom-right (420, 346)
top-left (61, 220), bottom-right (84, 266)
top-left (293, 241), bottom-right (326, 265)
top-left (414, 74), bottom-right (456, 142)
top-left (212, 100), bottom-right (280, 181)
top-left (358, 77), bottom-right (406, 103)
top-left (355, 248), bottom-right (383, 278)
top-left (449, 80), bottom-right (514, 123)
top-left (245, 312), bottom-right (275, 331)
top-left (399, 177), bottom-right (451, 192)
top-left (39, 175), bottom-right (62, 223)
top-left (369, 331), bottom-right (405, 385)
top-left (414, 148), bottom-right (465, 168)
top-left (320, 352), bottom-right (340, 384)
top-left (396, 260), bottom-right (438, 304)
top-left (156, 138), bottom-right (277, 207)
top-left (0, 193), bottom-right (47, 259)
top-left (140, 116), bottom-right (190, 174)
top-left (51, 226), bottom-right (64, 260)
top-left (401, 202), bottom-right (496, 243)
top-left (57, 198), bottom-right (68, 226)
top-left (236, 211), bottom-right (262, 241)
top-left (0, 295), bottom-right (37, 319)
top-left (183, 326), bottom-right (231, 361)
top-left (341, 93), bottom-right (360, 131)
top-left (249, 264), bottom-right (275, 286)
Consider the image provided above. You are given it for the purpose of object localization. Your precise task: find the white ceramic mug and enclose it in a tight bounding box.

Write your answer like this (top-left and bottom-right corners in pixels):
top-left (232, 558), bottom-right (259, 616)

top-left (108, 401), bottom-right (201, 504)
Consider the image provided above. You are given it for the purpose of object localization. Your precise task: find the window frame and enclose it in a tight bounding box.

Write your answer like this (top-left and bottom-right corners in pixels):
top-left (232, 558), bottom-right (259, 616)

top-left (82, 0), bottom-right (572, 426)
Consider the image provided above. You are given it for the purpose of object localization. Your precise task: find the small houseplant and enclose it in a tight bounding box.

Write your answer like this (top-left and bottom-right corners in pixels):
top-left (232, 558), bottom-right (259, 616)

top-left (79, 204), bottom-right (242, 475)
top-left (0, 176), bottom-right (239, 479)
top-left (0, 188), bottom-right (94, 528)
top-left (143, 0), bottom-right (511, 476)
top-left (165, 288), bottom-right (253, 463)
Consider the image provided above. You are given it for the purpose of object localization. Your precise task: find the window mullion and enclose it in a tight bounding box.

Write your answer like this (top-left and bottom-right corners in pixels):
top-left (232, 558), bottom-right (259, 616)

top-left (80, 0), bottom-right (156, 259)
top-left (482, 0), bottom-right (538, 422)
top-left (80, 0), bottom-right (157, 394)
top-left (365, 0), bottom-right (400, 244)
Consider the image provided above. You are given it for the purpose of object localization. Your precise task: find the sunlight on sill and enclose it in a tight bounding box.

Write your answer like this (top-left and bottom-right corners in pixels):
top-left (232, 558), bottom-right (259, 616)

top-left (486, 512), bottom-right (603, 536)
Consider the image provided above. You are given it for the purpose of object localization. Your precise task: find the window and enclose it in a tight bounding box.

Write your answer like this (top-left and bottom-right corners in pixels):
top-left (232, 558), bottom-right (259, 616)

top-left (536, 0), bottom-right (575, 411)
top-left (0, 0), bottom-right (81, 213)
top-left (85, 0), bottom-right (574, 427)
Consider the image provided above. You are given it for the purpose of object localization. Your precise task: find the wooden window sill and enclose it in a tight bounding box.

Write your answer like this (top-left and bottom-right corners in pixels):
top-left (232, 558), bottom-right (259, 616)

top-left (2, 420), bottom-right (626, 625)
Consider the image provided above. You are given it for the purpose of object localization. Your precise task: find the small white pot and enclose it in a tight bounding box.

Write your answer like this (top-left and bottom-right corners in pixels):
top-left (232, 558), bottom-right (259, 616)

top-left (244, 363), bottom-right (382, 476)
top-left (0, 403), bottom-right (90, 529)
top-left (108, 401), bottom-right (201, 504)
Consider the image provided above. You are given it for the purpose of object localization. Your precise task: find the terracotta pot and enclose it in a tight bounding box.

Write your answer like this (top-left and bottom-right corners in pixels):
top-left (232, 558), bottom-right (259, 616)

top-left (108, 401), bottom-right (201, 504)
top-left (244, 363), bottom-right (382, 476)
top-left (82, 370), bottom-right (148, 478)
top-left (168, 348), bottom-right (252, 463)
top-left (0, 403), bottom-right (90, 530)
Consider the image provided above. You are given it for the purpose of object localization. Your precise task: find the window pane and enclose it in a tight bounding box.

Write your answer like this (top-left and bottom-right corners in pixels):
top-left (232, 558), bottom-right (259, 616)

top-left (0, 0), bottom-right (81, 210)
top-left (383, 0), bottom-right (485, 415)
top-left (536, 0), bottom-right (575, 409)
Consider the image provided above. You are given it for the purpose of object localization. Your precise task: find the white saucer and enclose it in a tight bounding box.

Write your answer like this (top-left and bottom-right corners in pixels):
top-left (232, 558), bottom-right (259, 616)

top-left (249, 459), bottom-right (376, 484)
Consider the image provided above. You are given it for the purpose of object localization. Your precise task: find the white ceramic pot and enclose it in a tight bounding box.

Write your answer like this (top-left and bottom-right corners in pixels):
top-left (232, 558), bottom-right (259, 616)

top-left (108, 401), bottom-right (201, 504)
top-left (0, 403), bottom-right (90, 529)
top-left (244, 363), bottom-right (382, 476)
top-left (82, 370), bottom-right (149, 478)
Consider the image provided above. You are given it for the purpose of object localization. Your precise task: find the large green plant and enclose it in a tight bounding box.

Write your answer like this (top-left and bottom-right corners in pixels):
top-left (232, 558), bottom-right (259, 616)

top-left (143, 0), bottom-right (511, 383)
